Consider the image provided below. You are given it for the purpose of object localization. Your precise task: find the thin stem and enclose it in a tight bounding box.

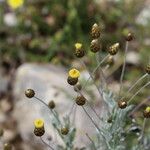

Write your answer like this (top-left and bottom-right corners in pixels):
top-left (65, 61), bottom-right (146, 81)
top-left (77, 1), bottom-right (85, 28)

top-left (121, 73), bottom-right (148, 100)
top-left (82, 54), bottom-right (109, 90)
top-left (118, 41), bottom-right (129, 98)
top-left (77, 89), bottom-right (102, 122)
top-left (34, 96), bottom-right (61, 124)
top-left (87, 101), bottom-right (102, 121)
top-left (82, 106), bottom-right (111, 149)
top-left (129, 97), bottom-right (150, 117)
top-left (80, 60), bottom-right (102, 96)
top-left (138, 118), bottom-right (147, 144)
top-left (82, 106), bottom-right (101, 133)
top-left (72, 104), bottom-right (77, 125)
top-left (40, 137), bottom-right (54, 150)
top-left (68, 102), bottom-right (75, 117)
top-left (128, 81), bottom-right (150, 104)
top-left (86, 133), bottom-right (97, 150)
top-left (104, 64), bottom-right (110, 72)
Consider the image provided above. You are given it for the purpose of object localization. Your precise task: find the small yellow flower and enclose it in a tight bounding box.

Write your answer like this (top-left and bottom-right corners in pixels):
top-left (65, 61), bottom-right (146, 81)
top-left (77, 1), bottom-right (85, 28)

top-left (7, 0), bottom-right (24, 9)
top-left (145, 106), bottom-right (150, 113)
top-left (69, 68), bottom-right (80, 78)
top-left (143, 106), bottom-right (150, 118)
top-left (34, 119), bottom-right (44, 129)
top-left (75, 43), bottom-right (82, 50)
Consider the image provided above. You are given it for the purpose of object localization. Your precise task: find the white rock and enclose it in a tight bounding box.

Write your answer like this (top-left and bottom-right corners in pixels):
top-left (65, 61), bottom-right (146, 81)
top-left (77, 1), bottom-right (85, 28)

top-left (13, 63), bottom-right (103, 149)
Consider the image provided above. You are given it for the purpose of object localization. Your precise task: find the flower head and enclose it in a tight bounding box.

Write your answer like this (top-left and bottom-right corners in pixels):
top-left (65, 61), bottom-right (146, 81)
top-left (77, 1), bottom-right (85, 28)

top-left (7, 0), bottom-right (24, 9)
top-left (145, 106), bottom-right (150, 113)
top-left (74, 43), bottom-right (85, 58)
top-left (25, 89), bottom-right (35, 98)
top-left (34, 119), bottom-right (44, 129)
top-left (108, 42), bottom-right (120, 55)
top-left (91, 23), bottom-right (101, 39)
top-left (69, 68), bottom-right (80, 78)
top-left (75, 43), bottom-right (82, 50)
top-left (143, 106), bottom-right (150, 118)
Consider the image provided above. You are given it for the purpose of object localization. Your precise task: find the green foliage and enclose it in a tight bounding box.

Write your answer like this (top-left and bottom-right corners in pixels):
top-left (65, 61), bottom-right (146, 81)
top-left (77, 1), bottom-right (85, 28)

top-left (0, 0), bottom-right (150, 66)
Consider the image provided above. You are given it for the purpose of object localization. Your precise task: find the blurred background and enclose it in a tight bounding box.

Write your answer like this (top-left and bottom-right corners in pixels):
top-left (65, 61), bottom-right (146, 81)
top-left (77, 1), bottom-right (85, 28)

top-left (0, 0), bottom-right (150, 149)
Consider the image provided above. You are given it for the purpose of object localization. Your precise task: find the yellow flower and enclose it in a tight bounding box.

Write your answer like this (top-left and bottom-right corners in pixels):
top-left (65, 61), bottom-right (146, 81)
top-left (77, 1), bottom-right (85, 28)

top-left (75, 43), bottom-right (82, 50)
top-left (7, 0), bottom-right (24, 9)
top-left (34, 119), bottom-right (44, 129)
top-left (145, 106), bottom-right (150, 113)
top-left (69, 68), bottom-right (80, 78)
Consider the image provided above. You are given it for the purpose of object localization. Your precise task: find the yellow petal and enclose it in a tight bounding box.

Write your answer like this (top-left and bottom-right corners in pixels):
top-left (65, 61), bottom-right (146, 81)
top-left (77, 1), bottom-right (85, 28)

top-left (75, 43), bottom-right (82, 49)
top-left (7, 0), bottom-right (24, 9)
top-left (34, 119), bottom-right (44, 129)
top-left (69, 68), bottom-right (80, 78)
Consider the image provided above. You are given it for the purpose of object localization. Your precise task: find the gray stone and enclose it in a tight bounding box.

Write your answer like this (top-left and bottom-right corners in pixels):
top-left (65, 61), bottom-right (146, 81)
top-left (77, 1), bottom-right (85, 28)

top-left (13, 63), bottom-right (103, 149)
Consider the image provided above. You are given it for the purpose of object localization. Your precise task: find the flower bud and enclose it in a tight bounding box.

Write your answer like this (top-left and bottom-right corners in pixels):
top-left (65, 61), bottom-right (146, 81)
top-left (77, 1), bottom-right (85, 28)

top-left (48, 100), bottom-right (55, 109)
top-left (3, 143), bottom-right (12, 150)
top-left (34, 119), bottom-right (45, 137)
top-left (74, 43), bottom-right (85, 58)
top-left (60, 127), bottom-right (69, 135)
top-left (108, 43), bottom-right (119, 55)
top-left (106, 56), bottom-right (114, 66)
top-left (67, 76), bottom-right (78, 86)
top-left (25, 89), bottom-right (35, 98)
top-left (126, 32), bottom-right (134, 41)
top-left (76, 95), bottom-right (86, 106)
top-left (90, 39), bottom-right (101, 53)
top-left (143, 106), bottom-right (150, 118)
top-left (118, 100), bottom-right (127, 109)
top-left (91, 23), bottom-right (101, 39)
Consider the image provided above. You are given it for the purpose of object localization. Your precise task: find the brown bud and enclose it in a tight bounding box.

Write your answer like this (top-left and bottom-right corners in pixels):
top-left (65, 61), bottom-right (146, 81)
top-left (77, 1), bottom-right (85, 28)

top-left (126, 32), bottom-right (133, 41)
top-left (91, 23), bottom-right (101, 39)
top-left (145, 64), bottom-right (150, 74)
top-left (60, 127), bottom-right (69, 135)
top-left (3, 143), bottom-right (12, 150)
top-left (74, 43), bottom-right (85, 58)
top-left (34, 127), bottom-right (45, 137)
top-left (107, 116), bottom-right (113, 123)
top-left (76, 95), bottom-right (86, 106)
top-left (143, 107), bottom-right (150, 118)
top-left (25, 89), bottom-right (35, 98)
top-left (106, 56), bottom-right (114, 66)
top-left (48, 100), bottom-right (55, 109)
top-left (108, 43), bottom-right (119, 55)
top-left (90, 39), bottom-right (101, 53)
top-left (75, 49), bottom-right (85, 58)
top-left (67, 76), bottom-right (78, 86)
top-left (118, 100), bottom-right (127, 109)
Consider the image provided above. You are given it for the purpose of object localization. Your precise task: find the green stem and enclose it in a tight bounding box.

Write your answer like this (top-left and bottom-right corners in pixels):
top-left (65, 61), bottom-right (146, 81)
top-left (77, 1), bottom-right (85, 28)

top-left (128, 81), bottom-right (150, 104)
top-left (40, 137), bottom-right (54, 150)
top-left (34, 96), bottom-right (61, 125)
top-left (82, 54), bottom-right (109, 90)
top-left (121, 73), bottom-right (148, 100)
top-left (82, 106), bottom-right (111, 150)
top-left (118, 41), bottom-right (129, 98)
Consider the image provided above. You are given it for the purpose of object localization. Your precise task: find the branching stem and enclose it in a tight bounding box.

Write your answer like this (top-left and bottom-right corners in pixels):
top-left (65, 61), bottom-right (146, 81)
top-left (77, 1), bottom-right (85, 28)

top-left (82, 106), bottom-right (111, 149)
top-left (128, 81), bottom-right (150, 104)
top-left (34, 96), bottom-right (61, 124)
top-left (82, 54), bottom-right (109, 90)
top-left (40, 137), bottom-right (54, 150)
top-left (121, 73), bottom-right (148, 100)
